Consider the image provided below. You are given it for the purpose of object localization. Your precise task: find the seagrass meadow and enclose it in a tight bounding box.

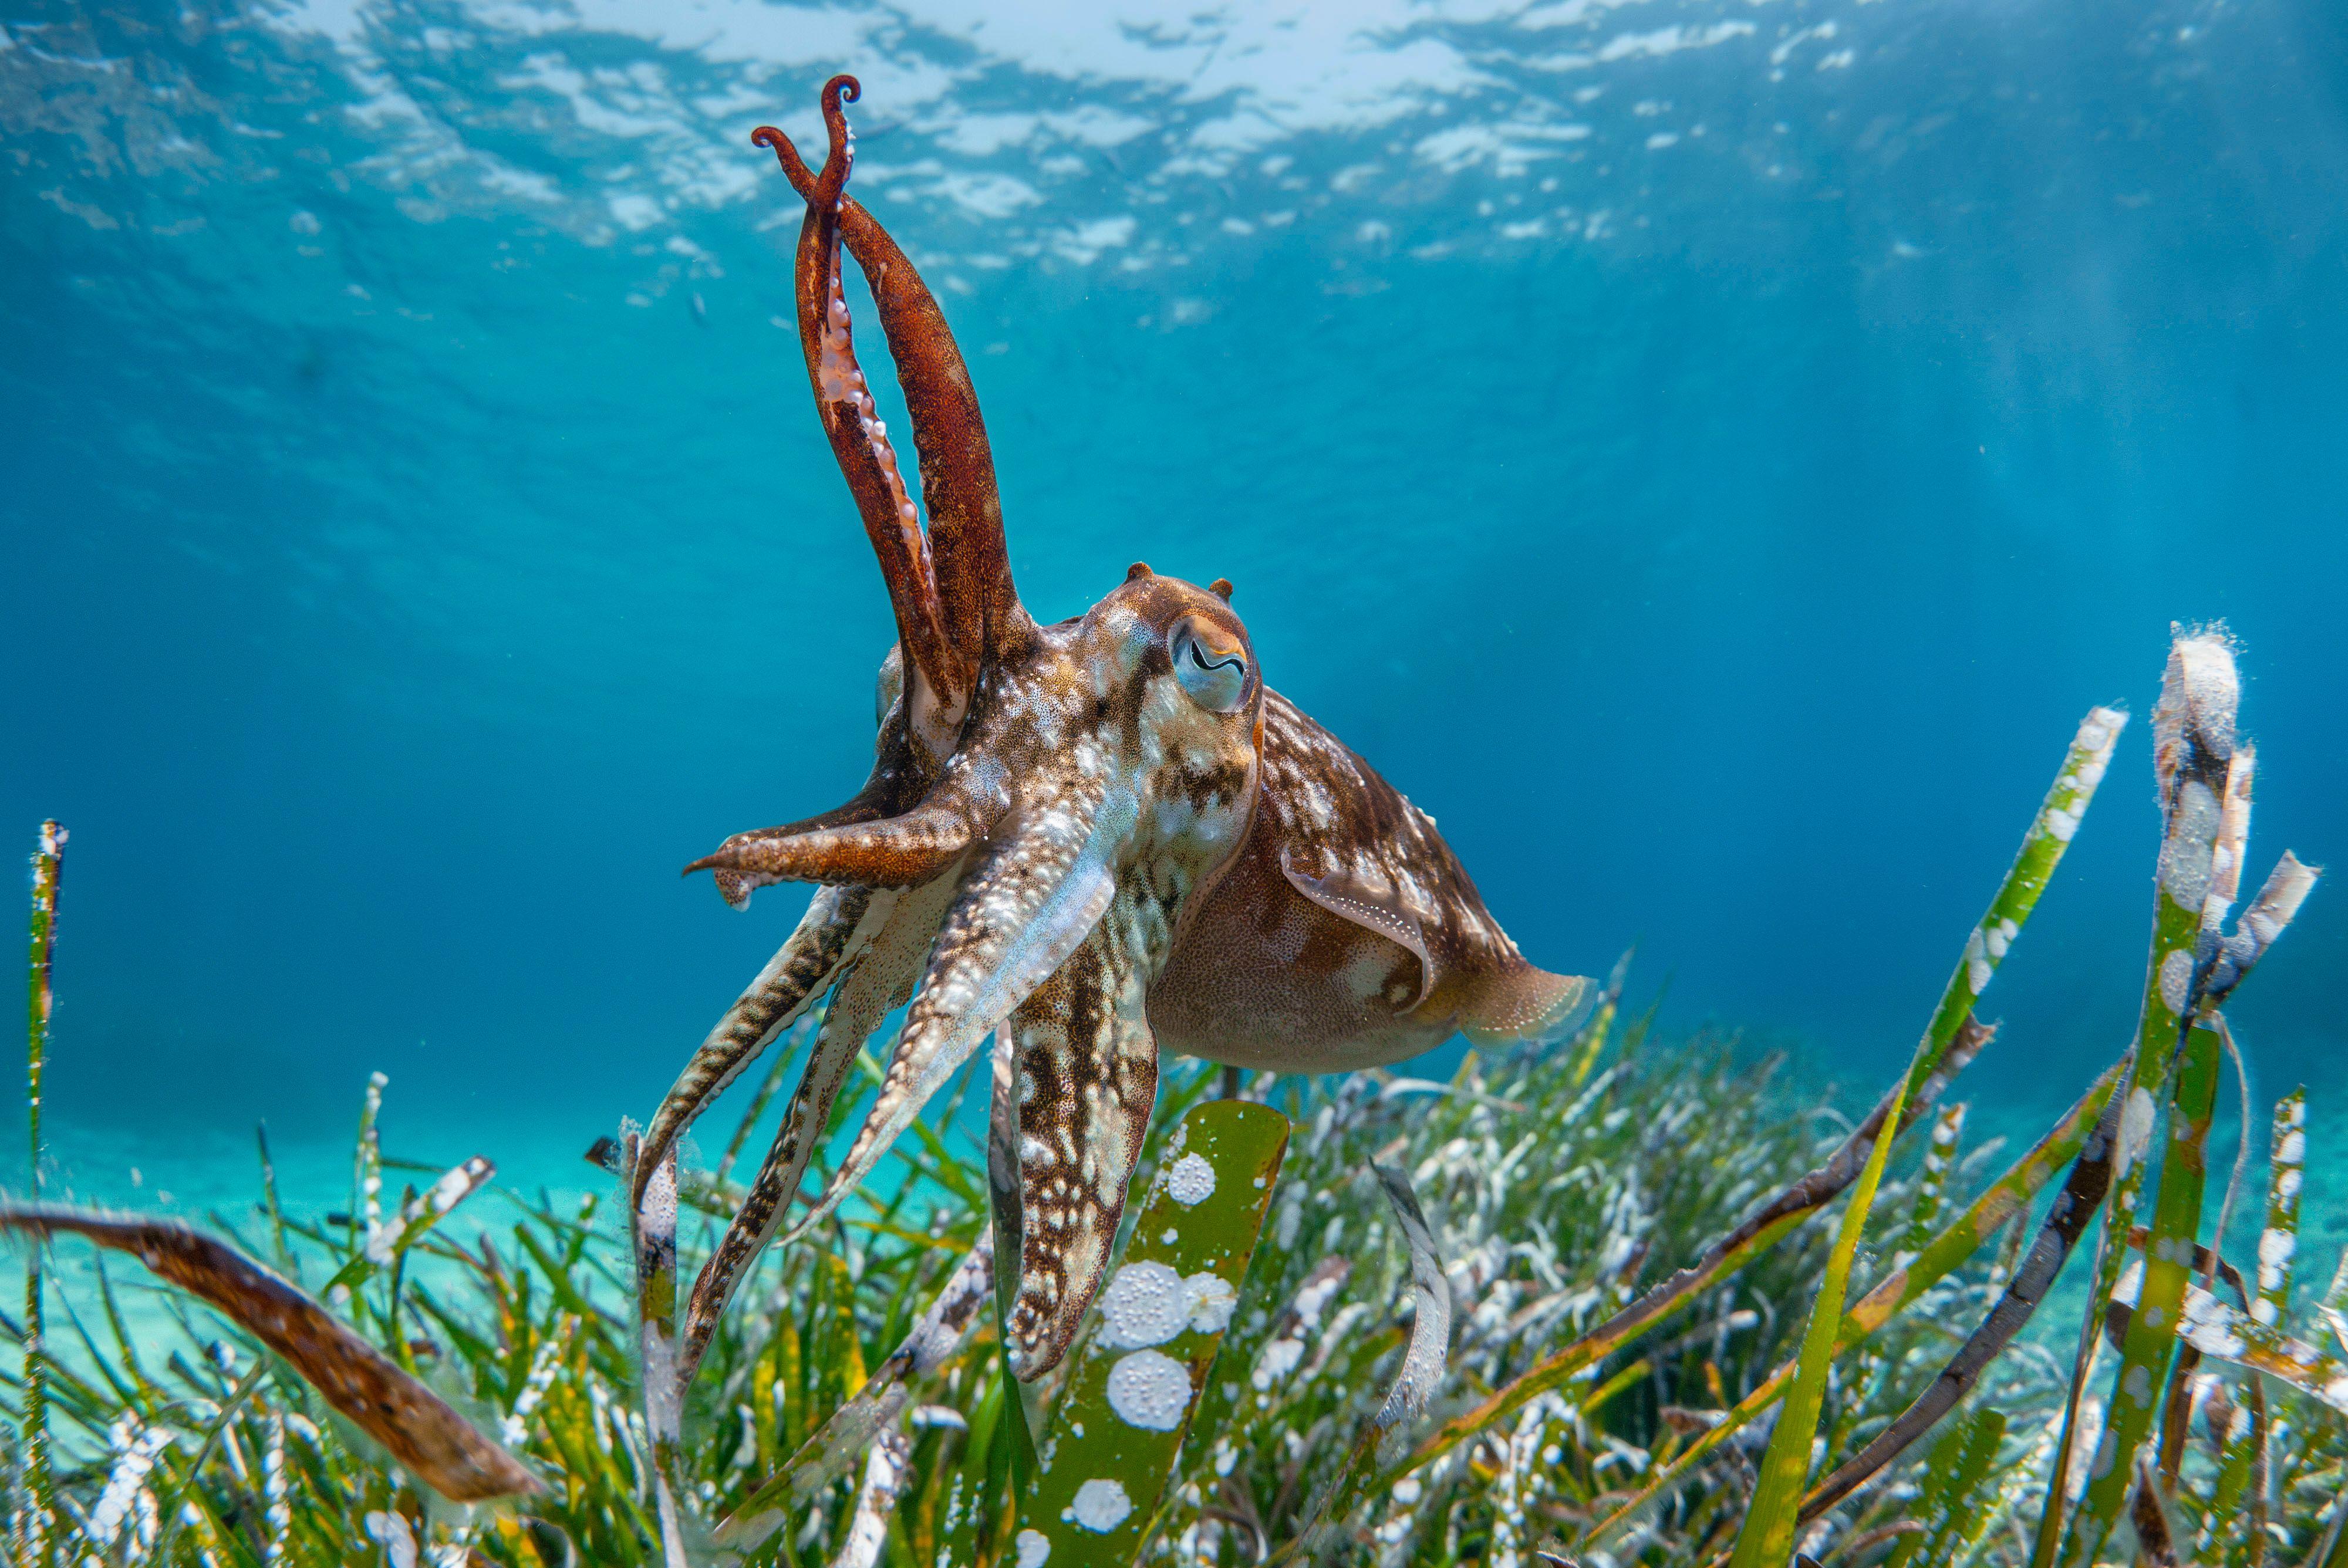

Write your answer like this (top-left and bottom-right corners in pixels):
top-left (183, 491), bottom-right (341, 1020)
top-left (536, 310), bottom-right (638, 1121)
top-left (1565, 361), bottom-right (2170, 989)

top-left (5, 627), bottom-right (2346, 1567)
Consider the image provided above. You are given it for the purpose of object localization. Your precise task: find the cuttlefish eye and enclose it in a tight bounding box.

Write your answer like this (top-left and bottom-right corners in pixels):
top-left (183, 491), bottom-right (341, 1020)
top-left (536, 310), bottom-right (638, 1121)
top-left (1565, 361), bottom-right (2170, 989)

top-left (1168, 614), bottom-right (1250, 713)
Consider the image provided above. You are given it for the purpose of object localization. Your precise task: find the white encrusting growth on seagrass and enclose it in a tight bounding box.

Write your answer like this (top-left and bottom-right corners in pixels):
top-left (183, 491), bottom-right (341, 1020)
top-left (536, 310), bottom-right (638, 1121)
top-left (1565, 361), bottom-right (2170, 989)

top-left (367, 1155), bottom-right (496, 1266)
top-left (1096, 1260), bottom-right (1236, 1351)
top-left (1067, 1476), bottom-right (1133, 1533)
top-left (832, 1427), bottom-right (909, 1568)
top-left (1106, 1349), bottom-right (1193, 1431)
top-left (1165, 1151), bottom-right (1217, 1206)
top-left (1254, 1260), bottom-right (1349, 1398)
top-left (2258, 1089), bottom-right (2308, 1326)
top-left (85, 1417), bottom-right (170, 1555)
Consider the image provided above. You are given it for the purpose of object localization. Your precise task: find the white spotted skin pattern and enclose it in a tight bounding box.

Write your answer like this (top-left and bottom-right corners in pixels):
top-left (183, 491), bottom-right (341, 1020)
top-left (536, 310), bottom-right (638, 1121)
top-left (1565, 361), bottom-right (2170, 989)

top-left (1001, 884), bottom-right (1163, 1377)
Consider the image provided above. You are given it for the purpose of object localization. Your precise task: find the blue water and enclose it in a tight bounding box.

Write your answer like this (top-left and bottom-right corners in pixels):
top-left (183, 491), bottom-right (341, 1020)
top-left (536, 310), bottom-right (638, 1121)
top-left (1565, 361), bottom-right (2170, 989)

top-left (5, 0), bottom-right (2347, 1217)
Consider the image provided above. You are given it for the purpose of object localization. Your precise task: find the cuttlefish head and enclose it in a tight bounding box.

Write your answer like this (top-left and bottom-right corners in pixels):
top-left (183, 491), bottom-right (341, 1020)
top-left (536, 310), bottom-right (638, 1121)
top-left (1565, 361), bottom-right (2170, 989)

top-left (964, 563), bottom-right (1263, 894)
top-left (646, 78), bottom-right (1274, 1380)
top-left (683, 565), bottom-right (1263, 915)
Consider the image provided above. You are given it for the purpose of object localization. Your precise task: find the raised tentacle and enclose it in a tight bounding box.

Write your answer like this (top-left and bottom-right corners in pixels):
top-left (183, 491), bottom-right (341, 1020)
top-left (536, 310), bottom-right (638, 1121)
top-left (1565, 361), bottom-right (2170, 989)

top-left (755, 77), bottom-right (966, 759)
top-left (684, 794), bottom-right (987, 895)
top-left (680, 869), bottom-right (964, 1369)
top-left (774, 788), bottom-right (1119, 1252)
top-left (631, 885), bottom-right (884, 1211)
top-left (754, 112), bottom-right (1028, 667)
top-left (1000, 893), bottom-right (1162, 1380)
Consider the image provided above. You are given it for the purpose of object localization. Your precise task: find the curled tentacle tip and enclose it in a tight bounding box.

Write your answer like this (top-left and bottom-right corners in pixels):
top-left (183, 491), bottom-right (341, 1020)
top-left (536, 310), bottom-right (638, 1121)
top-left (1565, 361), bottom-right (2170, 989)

top-left (811, 75), bottom-right (861, 205)
top-left (680, 847), bottom-right (756, 908)
top-left (749, 124), bottom-right (806, 179)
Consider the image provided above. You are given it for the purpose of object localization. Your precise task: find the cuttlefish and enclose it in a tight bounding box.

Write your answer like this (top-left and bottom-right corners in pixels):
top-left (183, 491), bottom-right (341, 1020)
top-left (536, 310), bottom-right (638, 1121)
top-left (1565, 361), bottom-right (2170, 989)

top-left (642, 76), bottom-right (1590, 1385)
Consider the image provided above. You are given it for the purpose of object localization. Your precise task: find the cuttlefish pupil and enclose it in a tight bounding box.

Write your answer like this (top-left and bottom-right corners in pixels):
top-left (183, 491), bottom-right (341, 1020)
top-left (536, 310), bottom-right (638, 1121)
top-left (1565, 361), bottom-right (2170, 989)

top-left (647, 75), bottom-right (1591, 1385)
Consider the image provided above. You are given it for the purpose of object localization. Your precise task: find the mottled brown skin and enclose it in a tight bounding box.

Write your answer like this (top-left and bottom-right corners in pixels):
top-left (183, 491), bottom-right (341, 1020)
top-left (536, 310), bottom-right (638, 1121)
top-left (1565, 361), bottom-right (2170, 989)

top-left (646, 76), bottom-right (1589, 1385)
top-left (1154, 692), bottom-right (1583, 1071)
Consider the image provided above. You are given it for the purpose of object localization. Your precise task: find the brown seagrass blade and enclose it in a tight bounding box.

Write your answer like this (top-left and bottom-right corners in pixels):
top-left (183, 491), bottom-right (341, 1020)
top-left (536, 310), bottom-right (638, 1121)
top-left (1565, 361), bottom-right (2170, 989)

top-left (0, 1206), bottom-right (542, 1501)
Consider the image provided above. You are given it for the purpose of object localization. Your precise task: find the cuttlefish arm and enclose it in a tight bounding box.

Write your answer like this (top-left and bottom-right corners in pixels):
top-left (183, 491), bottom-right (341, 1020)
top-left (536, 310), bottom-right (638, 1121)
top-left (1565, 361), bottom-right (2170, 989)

top-left (998, 884), bottom-right (1163, 1378)
top-left (776, 783), bottom-right (1120, 1247)
top-left (765, 79), bottom-right (961, 760)
top-left (632, 886), bottom-right (885, 1207)
top-left (676, 764), bottom-right (1125, 1367)
top-left (677, 794), bottom-right (1115, 1366)
top-left (683, 790), bottom-right (987, 891)
top-left (753, 76), bottom-right (1037, 760)
top-left (680, 867), bottom-right (964, 1376)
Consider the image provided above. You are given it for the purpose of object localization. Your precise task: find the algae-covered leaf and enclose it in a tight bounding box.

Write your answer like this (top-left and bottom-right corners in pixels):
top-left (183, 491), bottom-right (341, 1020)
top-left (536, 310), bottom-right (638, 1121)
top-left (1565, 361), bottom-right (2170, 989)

top-left (2258, 1087), bottom-right (2307, 1326)
top-left (1728, 707), bottom-right (2129, 1566)
top-left (19, 819), bottom-right (66, 1562)
top-left (0, 1205), bottom-right (544, 1501)
top-left (2067, 1015), bottom-right (2222, 1553)
top-left (1015, 1099), bottom-right (1287, 1567)
top-left (2041, 634), bottom-right (2237, 1567)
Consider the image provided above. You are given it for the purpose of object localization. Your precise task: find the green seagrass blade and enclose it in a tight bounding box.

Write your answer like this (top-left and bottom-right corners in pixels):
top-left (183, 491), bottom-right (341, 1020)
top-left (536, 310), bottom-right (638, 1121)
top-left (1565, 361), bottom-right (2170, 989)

top-left (1014, 1098), bottom-right (1289, 1567)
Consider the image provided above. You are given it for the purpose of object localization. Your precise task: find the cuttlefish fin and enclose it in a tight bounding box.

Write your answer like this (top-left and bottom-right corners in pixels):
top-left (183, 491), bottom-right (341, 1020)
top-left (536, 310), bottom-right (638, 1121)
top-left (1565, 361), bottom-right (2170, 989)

top-left (1458, 964), bottom-right (1595, 1049)
top-left (999, 893), bottom-right (1160, 1381)
top-left (1279, 843), bottom-right (1440, 1009)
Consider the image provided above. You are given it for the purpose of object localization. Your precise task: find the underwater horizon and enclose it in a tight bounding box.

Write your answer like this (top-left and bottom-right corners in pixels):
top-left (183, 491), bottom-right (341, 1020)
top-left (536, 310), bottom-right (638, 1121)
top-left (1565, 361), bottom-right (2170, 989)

top-left (7, 0), bottom-right (2348, 1217)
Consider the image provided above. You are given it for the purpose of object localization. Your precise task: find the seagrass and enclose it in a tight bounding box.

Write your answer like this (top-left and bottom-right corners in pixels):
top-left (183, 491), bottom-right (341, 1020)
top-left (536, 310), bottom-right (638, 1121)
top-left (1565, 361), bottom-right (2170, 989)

top-left (6, 633), bottom-right (2344, 1567)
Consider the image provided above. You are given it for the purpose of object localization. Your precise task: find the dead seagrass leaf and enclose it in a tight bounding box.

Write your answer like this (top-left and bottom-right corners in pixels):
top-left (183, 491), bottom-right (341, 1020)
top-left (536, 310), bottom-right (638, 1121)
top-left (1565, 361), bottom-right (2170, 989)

top-left (0, 1205), bottom-right (543, 1501)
